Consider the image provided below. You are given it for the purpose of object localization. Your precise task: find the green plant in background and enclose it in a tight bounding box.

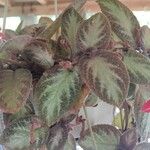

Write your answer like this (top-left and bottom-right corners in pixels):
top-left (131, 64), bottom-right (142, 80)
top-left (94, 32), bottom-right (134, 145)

top-left (0, 0), bottom-right (150, 149)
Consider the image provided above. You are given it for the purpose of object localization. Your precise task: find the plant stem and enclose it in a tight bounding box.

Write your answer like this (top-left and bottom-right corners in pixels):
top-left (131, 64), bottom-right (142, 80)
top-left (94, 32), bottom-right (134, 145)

top-left (83, 106), bottom-right (98, 150)
top-left (120, 109), bottom-right (124, 131)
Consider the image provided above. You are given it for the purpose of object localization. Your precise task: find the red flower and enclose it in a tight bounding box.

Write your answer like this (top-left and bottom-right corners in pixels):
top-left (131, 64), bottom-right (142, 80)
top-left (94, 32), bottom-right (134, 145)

top-left (141, 100), bottom-right (150, 113)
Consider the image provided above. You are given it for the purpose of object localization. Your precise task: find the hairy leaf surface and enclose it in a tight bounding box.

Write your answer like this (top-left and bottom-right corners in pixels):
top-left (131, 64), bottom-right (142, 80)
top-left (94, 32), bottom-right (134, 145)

top-left (77, 13), bottom-right (111, 51)
top-left (0, 35), bottom-right (33, 62)
top-left (124, 50), bottom-right (150, 84)
top-left (46, 122), bottom-right (69, 150)
top-left (79, 124), bottom-right (121, 150)
top-left (22, 39), bottom-right (54, 69)
top-left (34, 67), bottom-right (82, 126)
top-left (0, 117), bottom-right (47, 150)
top-left (3, 100), bottom-right (34, 125)
top-left (0, 35), bottom-right (32, 52)
top-left (0, 69), bottom-right (32, 113)
top-left (97, 0), bottom-right (140, 48)
top-left (79, 51), bottom-right (129, 106)
top-left (62, 7), bottom-right (82, 55)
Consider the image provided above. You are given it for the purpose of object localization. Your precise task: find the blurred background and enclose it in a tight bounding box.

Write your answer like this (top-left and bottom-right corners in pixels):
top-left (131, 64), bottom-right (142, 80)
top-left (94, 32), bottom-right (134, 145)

top-left (0, 0), bottom-right (150, 30)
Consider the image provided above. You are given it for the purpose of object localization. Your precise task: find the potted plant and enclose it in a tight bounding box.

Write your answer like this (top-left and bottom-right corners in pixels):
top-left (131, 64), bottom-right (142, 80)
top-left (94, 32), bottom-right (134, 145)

top-left (0, 0), bottom-right (150, 149)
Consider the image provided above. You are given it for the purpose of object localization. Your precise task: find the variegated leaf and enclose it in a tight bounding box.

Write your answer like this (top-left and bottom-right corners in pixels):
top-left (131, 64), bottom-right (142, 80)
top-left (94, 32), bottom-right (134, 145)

top-left (0, 35), bottom-right (32, 52)
top-left (22, 39), bottom-right (54, 69)
top-left (77, 13), bottom-right (111, 51)
top-left (46, 122), bottom-right (69, 150)
top-left (97, 0), bottom-right (140, 48)
top-left (124, 50), bottom-right (150, 84)
top-left (85, 92), bottom-right (98, 107)
top-left (141, 25), bottom-right (150, 54)
top-left (134, 142), bottom-right (150, 150)
top-left (61, 7), bottom-right (83, 55)
top-left (0, 117), bottom-right (47, 150)
top-left (79, 124), bottom-right (121, 150)
top-left (111, 31), bottom-right (124, 49)
top-left (63, 134), bottom-right (76, 150)
top-left (118, 128), bottom-right (137, 150)
top-left (0, 35), bottom-right (33, 62)
top-left (0, 69), bottom-right (32, 113)
top-left (34, 67), bottom-right (82, 126)
top-left (134, 84), bottom-right (150, 141)
top-left (3, 100), bottom-right (34, 125)
top-left (79, 50), bottom-right (129, 106)
top-left (37, 0), bottom-right (86, 40)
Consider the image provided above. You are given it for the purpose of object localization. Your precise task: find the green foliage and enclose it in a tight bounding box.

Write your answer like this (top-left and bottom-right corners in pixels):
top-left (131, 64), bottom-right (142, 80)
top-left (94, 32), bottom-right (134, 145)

top-left (34, 67), bottom-right (82, 126)
top-left (46, 122), bottom-right (69, 150)
top-left (0, 117), bottom-right (48, 150)
top-left (22, 39), bottom-right (54, 69)
top-left (124, 50), bottom-right (150, 84)
top-left (77, 13), bottom-right (111, 51)
top-left (97, 0), bottom-right (140, 48)
top-left (79, 51), bottom-right (129, 106)
top-left (0, 0), bottom-right (150, 149)
top-left (79, 124), bottom-right (121, 150)
top-left (0, 69), bottom-right (32, 113)
top-left (61, 7), bottom-right (83, 55)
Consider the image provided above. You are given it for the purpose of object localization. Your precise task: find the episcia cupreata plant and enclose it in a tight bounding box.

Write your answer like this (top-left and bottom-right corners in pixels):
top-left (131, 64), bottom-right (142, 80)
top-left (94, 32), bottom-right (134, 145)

top-left (0, 0), bottom-right (150, 149)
